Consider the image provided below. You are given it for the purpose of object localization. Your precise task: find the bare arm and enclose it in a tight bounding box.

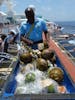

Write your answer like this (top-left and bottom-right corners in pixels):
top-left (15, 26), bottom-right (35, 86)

top-left (21, 36), bottom-right (33, 45)
top-left (43, 30), bottom-right (49, 42)
top-left (43, 31), bottom-right (49, 48)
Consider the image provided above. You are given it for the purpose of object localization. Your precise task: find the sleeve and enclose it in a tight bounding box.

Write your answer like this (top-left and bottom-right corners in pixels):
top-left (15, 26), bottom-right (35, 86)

top-left (41, 20), bottom-right (48, 33)
top-left (20, 24), bottom-right (26, 36)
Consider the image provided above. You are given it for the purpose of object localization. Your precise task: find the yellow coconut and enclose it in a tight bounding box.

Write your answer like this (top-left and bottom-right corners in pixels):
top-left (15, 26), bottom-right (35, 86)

top-left (20, 52), bottom-right (32, 64)
top-left (48, 67), bottom-right (64, 82)
top-left (36, 58), bottom-right (48, 71)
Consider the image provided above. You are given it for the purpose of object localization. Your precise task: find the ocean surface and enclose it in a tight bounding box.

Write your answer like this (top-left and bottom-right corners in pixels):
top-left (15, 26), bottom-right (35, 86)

top-left (55, 21), bottom-right (75, 34)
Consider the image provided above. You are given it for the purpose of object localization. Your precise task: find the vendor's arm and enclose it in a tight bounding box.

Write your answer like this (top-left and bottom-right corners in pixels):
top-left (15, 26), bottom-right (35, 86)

top-left (21, 36), bottom-right (33, 45)
top-left (41, 19), bottom-right (50, 48)
top-left (43, 30), bottom-right (49, 42)
top-left (42, 20), bottom-right (49, 45)
top-left (20, 23), bottom-right (33, 45)
top-left (43, 31), bottom-right (49, 48)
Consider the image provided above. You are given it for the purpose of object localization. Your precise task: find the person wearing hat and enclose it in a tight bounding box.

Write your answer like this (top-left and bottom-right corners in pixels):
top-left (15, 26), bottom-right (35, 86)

top-left (0, 34), bottom-right (6, 52)
top-left (3, 29), bottom-right (19, 52)
top-left (20, 7), bottom-right (49, 49)
top-left (28, 5), bottom-right (35, 12)
top-left (0, 37), bottom-right (3, 52)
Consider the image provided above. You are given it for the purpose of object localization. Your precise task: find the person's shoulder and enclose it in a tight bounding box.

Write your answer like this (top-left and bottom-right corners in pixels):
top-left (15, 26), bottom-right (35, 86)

top-left (36, 18), bottom-right (46, 25)
top-left (36, 17), bottom-right (44, 22)
top-left (21, 21), bottom-right (27, 26)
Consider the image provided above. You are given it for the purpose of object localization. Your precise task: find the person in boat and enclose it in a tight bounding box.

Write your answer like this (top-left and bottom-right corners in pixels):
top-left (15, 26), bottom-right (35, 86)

top-left (19, 7), bottom-right (49, 49)
top-left (3, 29), bottom-right (19, 53)
top-left (28, 4), bottom-right (35, 12)
top-left (0, 34), bottom-right (6, 52)
top-left (0, 37), bottom-right (3, 52)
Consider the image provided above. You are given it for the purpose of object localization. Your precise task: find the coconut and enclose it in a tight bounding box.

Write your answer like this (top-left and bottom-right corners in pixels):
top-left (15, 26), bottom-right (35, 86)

top-left (47, 84), bottom-right (55, 93)
top-left (48, 67), bottom-right (64, 82)
top-left (36, 58), bottom-right (48, 71)
top-left (41, 49), bottom-right (55, 60)
top-left (20, 52), bottom-right (32, 64)
top-left (25, 72), bottom-right (35, 83)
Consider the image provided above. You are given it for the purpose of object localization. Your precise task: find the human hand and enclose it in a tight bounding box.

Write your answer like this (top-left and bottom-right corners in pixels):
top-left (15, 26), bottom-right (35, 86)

top-left (43, 41), bottom-right (49, 49)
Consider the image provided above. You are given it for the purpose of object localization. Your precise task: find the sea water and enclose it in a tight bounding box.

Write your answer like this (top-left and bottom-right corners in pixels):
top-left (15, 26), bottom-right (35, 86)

top-left (56, 21), bottom-right (75, 34)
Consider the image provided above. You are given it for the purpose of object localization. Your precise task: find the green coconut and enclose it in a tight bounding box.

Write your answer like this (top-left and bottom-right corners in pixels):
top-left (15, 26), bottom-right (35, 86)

top-left (36, 58), bottom-right (48, 71)
top-left (20, 52), bottom-right (32, 64)
top-left (25, 72), bottom-right (35, 83)
top-left (47, 84), bottom-right (55, 93)
top-left (48, 67), bottom-right (64, 82)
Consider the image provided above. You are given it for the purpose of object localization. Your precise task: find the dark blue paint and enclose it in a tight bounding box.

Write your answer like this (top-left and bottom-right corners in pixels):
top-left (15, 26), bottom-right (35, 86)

top-left (56, 56), bottom-right (75, 93)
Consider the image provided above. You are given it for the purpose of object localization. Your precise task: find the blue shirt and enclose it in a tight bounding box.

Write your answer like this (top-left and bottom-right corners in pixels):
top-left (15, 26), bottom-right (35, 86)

top-left (20, 18), bottom-right (48, 42)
